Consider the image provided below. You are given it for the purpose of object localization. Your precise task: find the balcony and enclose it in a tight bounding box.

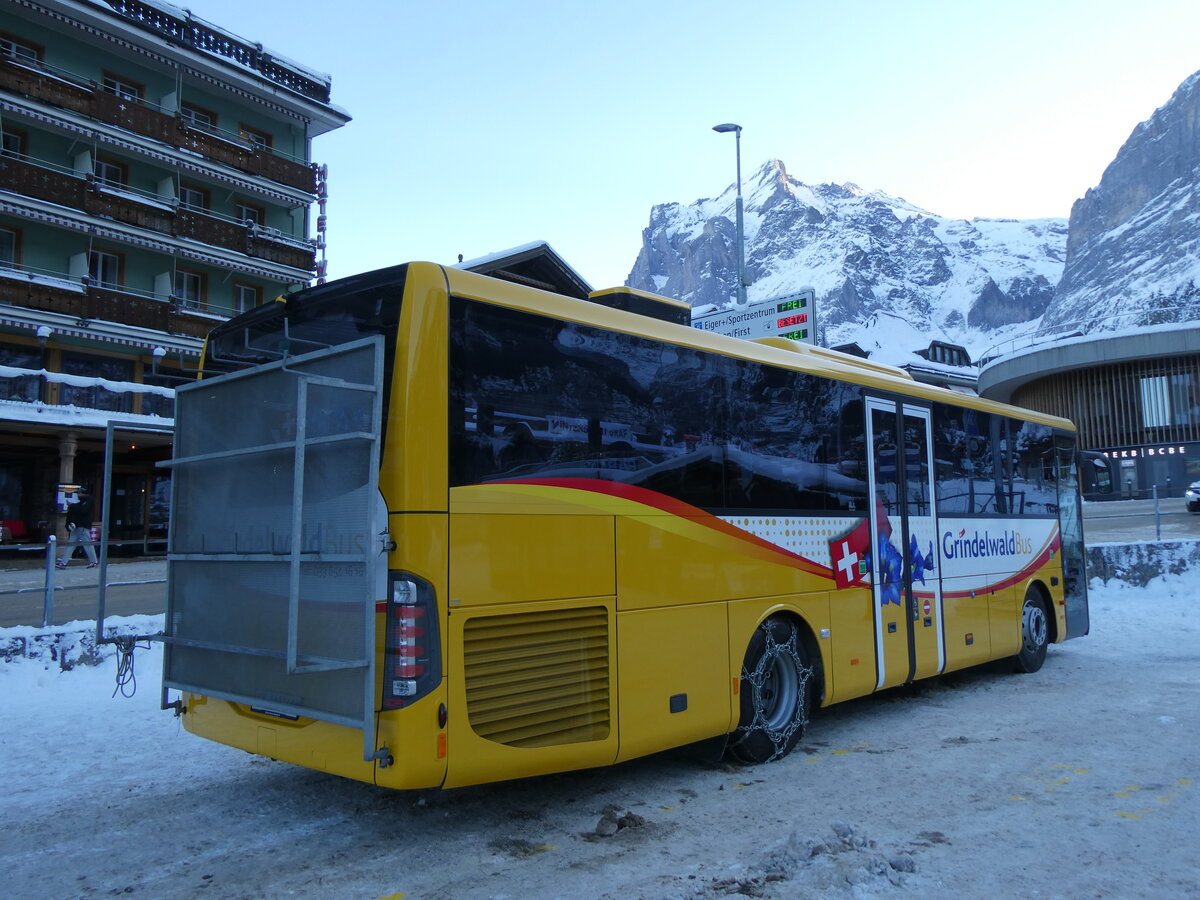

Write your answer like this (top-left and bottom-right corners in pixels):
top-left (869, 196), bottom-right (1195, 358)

top-left (0, 155), bottom-right (317, 273)
top-left (0, 266), bottom-right (218, 340)
top-left (0, 55), bottom-right (317, 193)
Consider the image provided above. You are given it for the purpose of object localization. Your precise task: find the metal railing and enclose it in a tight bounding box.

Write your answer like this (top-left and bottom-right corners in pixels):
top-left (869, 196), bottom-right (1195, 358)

top-left (1083, 484), bottom-right (1199, 543)
top-left (0, 535), bottom-right (165, 628)
top-left (977, 307), bottom-right (1199, 368)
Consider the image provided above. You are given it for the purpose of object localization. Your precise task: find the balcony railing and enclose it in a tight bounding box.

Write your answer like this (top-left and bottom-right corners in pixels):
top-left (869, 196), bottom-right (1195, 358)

top-left (0, 154), bottom-right (317, 272)
top-left (104, 0), bottom-right (333, 104)
top-left (0, 54), bottom-right (318, 193)
top-left (0, 265), bottom-right (220, 340)
top-left (977, 306), bottom-right (1200, 368)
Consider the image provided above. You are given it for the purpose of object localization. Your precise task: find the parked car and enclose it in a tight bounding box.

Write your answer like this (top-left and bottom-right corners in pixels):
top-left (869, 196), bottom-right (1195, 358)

top-left (1187, 480), bottom-right (1200, 513)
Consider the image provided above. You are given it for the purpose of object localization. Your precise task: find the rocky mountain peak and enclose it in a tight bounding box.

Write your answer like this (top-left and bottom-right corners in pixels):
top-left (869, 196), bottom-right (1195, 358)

top-left (1040, 69), bottom-right (1200, 332)
top-left (626, 161), bottom-right (1066, 361)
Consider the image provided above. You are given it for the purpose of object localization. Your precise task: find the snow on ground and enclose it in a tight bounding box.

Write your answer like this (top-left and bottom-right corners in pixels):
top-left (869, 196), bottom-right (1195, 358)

top-left (1, 568), bottom-right (1198, 899)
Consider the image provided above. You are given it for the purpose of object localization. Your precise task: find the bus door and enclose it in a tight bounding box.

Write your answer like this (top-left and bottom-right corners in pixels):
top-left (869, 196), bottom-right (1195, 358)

top-left (865, 399), bottom-right (945, 689)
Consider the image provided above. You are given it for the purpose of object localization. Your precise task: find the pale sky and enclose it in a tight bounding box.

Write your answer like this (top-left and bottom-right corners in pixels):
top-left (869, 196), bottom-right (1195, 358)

top-left (185, 0), bottom-right (1200, 291)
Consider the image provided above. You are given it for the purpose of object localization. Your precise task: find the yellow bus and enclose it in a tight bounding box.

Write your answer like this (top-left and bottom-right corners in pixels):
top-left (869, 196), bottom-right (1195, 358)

top-left (162, 261), bottom-right (1088, 789)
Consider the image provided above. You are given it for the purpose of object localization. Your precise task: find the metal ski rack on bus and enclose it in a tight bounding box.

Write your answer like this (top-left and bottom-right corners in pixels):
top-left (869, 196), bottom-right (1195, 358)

top-left (158, 335), bottom-right (386, 763)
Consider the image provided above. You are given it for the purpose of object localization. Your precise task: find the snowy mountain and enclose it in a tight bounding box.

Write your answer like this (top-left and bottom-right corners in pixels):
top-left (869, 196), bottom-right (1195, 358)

top-left (625, 159), bottom-right (1067, 362)
top-left (1039, 70), bottom-right (1200, 333)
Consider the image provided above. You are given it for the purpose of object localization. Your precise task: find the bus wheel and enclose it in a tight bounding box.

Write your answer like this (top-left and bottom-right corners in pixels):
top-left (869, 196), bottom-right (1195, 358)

top-left (727, 616), bottom-right (813, 764)
top-left (1013, 590), bottom-right (1049, 673)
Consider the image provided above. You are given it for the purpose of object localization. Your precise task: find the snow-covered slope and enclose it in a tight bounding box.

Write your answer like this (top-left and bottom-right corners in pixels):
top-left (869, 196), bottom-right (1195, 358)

top-left (626, 159), bottom-right (1067, 362)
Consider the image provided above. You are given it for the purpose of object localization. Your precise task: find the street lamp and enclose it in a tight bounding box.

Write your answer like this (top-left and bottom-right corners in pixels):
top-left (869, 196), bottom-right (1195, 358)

top-left (712, 122), bottom-right (746, 305)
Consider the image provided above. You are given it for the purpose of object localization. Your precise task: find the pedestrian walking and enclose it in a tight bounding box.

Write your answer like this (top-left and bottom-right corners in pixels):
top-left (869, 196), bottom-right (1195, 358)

top-left (57, 488), bottom-right (98, 569)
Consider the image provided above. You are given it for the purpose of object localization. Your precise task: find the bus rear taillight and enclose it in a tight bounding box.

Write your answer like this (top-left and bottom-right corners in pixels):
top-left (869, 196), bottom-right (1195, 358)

top-left (382, 573), bottom-right (441, 709)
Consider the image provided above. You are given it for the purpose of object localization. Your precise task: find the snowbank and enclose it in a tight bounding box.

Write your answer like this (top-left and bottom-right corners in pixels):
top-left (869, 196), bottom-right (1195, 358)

top-left (1087, 538), bottom-right (1200, 585)
top-left (1, 615), bottom-right (163, 670)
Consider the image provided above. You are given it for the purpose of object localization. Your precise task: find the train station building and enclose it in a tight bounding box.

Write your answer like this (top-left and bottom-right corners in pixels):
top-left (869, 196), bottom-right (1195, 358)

top-left (977, 322), bottom-right (1200, 499)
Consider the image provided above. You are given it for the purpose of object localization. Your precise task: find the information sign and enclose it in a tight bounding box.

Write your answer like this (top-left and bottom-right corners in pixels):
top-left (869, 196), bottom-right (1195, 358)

top-left (691, 288), bottom-right (817, 344)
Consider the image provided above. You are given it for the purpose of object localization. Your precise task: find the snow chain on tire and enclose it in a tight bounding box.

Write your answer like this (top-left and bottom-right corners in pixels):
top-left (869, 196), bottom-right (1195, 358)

top-left (733, 620), bottom-right (813, 762)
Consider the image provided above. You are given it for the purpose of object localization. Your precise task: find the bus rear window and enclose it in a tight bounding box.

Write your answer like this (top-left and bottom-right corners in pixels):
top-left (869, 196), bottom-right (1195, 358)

top-left (204, 265), bottom-right (407, 374)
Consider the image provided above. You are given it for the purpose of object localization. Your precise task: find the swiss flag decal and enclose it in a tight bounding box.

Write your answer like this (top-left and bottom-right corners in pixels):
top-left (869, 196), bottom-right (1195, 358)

top-left (830, 517), bottom-right (871, 589)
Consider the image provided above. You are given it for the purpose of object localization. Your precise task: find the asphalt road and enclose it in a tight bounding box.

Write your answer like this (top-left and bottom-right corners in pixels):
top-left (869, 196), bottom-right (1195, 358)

top-left (1082, 496), bottom-right (1200, 543)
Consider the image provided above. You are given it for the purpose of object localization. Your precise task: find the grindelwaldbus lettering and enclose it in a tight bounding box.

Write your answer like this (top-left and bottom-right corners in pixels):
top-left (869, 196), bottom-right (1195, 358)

top-left (941, 528), bottom-right (1036, 560)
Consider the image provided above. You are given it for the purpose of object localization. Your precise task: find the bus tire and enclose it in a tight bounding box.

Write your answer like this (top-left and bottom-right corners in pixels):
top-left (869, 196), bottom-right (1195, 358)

top-left (1013, 589), bottom-right (1049, 673)
top-left (727, 616), bottom-right (813, 764)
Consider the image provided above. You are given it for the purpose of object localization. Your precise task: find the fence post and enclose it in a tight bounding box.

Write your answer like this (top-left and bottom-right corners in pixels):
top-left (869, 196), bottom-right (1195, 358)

top-left (1153, 483), bottom-right (1161, 541)
top-left (42, 534), bottom-right (57, 628)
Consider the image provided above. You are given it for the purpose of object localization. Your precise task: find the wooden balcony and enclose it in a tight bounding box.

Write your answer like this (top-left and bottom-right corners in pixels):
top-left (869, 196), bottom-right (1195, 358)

top-left (0, 275), bottom-right (169, 331)
top-left (0, 272), bottom-right (241, 341)
top-left (1, 57), bottom-right (317, 193)
top-left (247, 233), bottom-right (317, 270)
top-left (0, 159), bottom-right (315, 272)
top-left (0, 56), bottom-right (91, 116)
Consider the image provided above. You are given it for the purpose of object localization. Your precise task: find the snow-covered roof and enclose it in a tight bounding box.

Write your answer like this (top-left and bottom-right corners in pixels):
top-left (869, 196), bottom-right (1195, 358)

top-left (454, 241), bottom-right (593, 300)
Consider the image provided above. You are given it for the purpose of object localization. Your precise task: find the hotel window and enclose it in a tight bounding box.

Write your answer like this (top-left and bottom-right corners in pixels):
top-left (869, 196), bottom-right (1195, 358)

top-left (175, 268), bottom-right (206, 309)
top-left (93, 157), bottom-right (126, 187)
top-left (178, 184), bottom-right (208, 211)
top-left (1, 127), bottom-right (24, 158)
top-left (238, 124), bottom-right (271, 150)
top-left (234, 201), bottom-right (263, 226)
top-left (102, 73), bottom-right (143, 103)
top-left (88, 250), bottom-right (121, 288)
top-left (179, 102), bottom-right (217, 132)
top-left (0, 34), bottom-right (41, 62)
top-left (0, 227), bottom-right (17, 268)
top-left (233, 282), bottom-right (261, 314)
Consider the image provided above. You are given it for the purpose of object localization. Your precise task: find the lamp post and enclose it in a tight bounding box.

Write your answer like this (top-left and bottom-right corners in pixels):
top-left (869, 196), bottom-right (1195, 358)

top-left (712, 122), bottom-right (746, 305)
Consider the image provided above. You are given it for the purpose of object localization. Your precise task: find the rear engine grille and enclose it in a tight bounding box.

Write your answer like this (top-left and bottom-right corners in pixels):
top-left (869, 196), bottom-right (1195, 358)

top-left (463, 606), bottom-right (610, 748)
